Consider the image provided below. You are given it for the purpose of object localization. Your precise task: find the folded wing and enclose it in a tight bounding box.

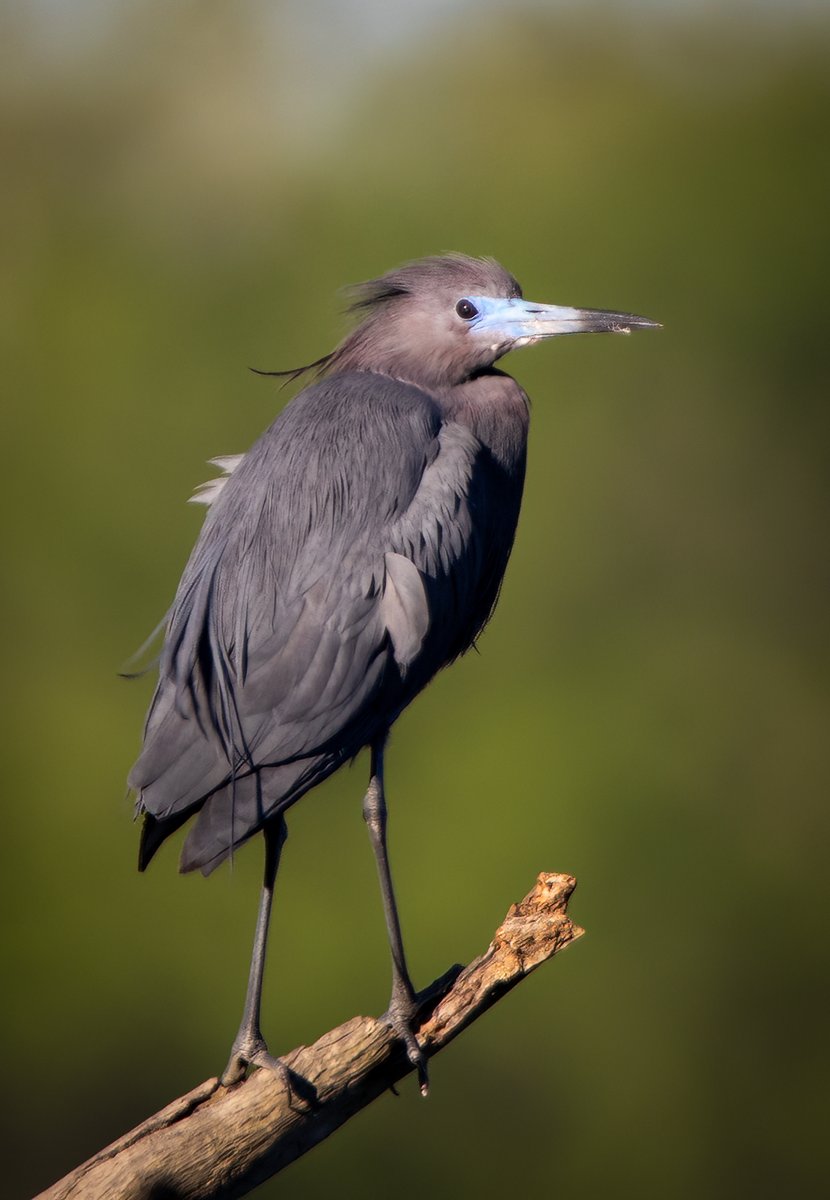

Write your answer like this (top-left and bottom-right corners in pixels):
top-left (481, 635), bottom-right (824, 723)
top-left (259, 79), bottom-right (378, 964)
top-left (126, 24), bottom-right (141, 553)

top-left (131, 371), bottom-right (493, 873)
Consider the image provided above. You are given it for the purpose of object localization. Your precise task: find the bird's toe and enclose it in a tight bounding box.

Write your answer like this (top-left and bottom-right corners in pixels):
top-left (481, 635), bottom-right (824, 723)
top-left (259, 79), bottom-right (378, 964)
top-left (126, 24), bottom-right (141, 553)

top-left (382, 996), bottom-right (430, 1096)
top-left (222, 1033), bottom-right (288, 1088)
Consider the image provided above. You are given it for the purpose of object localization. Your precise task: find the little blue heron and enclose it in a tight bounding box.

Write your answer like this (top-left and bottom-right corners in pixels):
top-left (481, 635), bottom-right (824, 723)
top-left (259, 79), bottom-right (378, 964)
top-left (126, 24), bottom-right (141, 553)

top-left (129, 254), bottom-right (658, 1092)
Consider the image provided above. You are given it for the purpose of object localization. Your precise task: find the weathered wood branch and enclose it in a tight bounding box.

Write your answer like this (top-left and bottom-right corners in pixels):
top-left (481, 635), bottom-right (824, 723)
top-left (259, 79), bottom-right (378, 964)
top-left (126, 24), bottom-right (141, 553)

top-left (38, 872), bottom-right (582, 1200)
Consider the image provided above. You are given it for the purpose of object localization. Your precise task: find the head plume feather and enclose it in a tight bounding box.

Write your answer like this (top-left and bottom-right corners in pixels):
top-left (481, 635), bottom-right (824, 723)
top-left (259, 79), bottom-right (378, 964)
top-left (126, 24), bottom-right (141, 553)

top-left (250, 253), bottom-right (521, 386)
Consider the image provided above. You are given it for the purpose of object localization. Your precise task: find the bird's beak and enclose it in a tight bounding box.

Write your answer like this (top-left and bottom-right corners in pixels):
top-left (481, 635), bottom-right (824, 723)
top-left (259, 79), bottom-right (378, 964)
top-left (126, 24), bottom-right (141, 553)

top-left (467, 296), bottom-right (661, 348)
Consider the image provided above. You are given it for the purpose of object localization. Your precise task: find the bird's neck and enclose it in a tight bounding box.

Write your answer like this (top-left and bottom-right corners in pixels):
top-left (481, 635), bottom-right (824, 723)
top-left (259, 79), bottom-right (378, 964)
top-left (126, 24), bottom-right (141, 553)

top-left (436, 370), bottom-right (530, 474)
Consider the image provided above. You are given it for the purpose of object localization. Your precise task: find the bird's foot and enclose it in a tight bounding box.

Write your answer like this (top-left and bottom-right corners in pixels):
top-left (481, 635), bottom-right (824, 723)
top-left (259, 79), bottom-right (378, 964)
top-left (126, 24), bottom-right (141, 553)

top-left (382, 988), bottom-right (430, 1097)
top-left (221, 1029), bottom-right (290, 1089)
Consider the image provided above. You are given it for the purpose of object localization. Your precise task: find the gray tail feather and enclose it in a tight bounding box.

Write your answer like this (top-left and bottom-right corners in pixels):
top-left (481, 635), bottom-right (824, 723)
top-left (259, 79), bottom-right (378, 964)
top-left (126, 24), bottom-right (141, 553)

top-left (136, 754), bottom-right (338, 876)
top-left (138, 809), bottom-right (194, 871)
top-left (179, 756), bottom-right (333, 876)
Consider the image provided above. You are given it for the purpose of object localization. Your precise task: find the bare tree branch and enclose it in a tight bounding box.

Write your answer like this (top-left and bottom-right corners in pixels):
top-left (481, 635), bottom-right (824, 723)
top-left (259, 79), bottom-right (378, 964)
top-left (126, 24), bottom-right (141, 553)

top-left (37, 872), bottom-right (583, 1200)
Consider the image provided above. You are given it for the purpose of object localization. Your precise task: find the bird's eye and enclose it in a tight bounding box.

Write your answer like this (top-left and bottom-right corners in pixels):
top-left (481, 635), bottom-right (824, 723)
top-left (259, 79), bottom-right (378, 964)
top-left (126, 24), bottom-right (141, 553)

top-left (455, 299), bottom-right (479, 321)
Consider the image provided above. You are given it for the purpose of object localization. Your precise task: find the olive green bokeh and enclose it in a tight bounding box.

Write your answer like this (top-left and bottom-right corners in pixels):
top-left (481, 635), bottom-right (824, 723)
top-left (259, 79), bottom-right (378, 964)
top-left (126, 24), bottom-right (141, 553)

top-left (2, 3), bottom-right (828, 1197)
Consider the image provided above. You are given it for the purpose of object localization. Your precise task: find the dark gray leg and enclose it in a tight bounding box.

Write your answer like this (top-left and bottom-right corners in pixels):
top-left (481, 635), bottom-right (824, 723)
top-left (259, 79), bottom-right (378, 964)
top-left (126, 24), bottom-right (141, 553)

top-left (222, 816), bottom-right (288, 1086)
top-left (363, 738), bottom-right (428, 1094)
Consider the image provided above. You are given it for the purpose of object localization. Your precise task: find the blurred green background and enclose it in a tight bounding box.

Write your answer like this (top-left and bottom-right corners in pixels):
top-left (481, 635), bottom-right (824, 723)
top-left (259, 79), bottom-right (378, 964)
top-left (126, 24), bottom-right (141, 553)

top-left (2, 1), bottom-right (828, 1196)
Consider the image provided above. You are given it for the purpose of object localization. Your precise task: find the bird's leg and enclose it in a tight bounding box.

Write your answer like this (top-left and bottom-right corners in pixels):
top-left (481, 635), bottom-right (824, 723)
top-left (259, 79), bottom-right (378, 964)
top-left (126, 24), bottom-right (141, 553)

top-left (363, 739), bottom-right (429, 1095)
top-left (222, 815), bottom-right (288, 1087)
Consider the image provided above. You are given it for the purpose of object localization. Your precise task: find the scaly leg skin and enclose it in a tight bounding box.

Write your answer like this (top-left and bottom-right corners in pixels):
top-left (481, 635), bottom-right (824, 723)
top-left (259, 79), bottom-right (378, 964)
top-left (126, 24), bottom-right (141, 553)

top-left (363, 738), bottom-right (430, 1096)
top-left (222, 816), bottom-right (290, 1088)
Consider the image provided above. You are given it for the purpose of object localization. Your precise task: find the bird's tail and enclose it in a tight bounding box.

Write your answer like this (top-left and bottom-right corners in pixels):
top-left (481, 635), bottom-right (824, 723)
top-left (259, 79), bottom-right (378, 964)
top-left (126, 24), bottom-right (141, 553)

top-left (161, 754), bottom-right (337, 877)
top-left (138, 808), bottom-right (194, 871)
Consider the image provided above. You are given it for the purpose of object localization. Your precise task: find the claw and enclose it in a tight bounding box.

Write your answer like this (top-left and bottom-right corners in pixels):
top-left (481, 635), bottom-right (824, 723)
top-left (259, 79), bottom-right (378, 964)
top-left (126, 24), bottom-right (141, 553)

top-left (222, 1033), bottom-right (290, 1089)
top-left (383, 995), bottom-right (430, 1096)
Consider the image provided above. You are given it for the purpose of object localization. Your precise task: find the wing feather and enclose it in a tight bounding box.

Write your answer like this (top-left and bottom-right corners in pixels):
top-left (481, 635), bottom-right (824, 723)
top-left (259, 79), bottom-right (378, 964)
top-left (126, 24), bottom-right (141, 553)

top-left (130, 370), bottom-right (511, 870)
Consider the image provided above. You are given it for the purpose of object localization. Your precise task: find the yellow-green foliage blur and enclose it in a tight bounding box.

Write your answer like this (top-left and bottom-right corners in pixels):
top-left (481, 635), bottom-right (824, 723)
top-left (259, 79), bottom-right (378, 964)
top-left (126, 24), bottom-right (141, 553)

top-left (3, 2), bottom-right (828, 1196)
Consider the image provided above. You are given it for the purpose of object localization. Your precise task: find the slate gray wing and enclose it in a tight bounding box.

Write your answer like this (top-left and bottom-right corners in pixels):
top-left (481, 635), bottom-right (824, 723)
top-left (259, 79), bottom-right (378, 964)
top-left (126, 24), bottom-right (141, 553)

top-left (131, 371), bottom-right (498, 873)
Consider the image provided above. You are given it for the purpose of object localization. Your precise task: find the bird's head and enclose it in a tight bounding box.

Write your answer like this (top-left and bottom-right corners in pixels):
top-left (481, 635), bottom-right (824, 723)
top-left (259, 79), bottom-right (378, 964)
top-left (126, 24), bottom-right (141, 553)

top-left (326, 253), bottom-right (659, 389)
